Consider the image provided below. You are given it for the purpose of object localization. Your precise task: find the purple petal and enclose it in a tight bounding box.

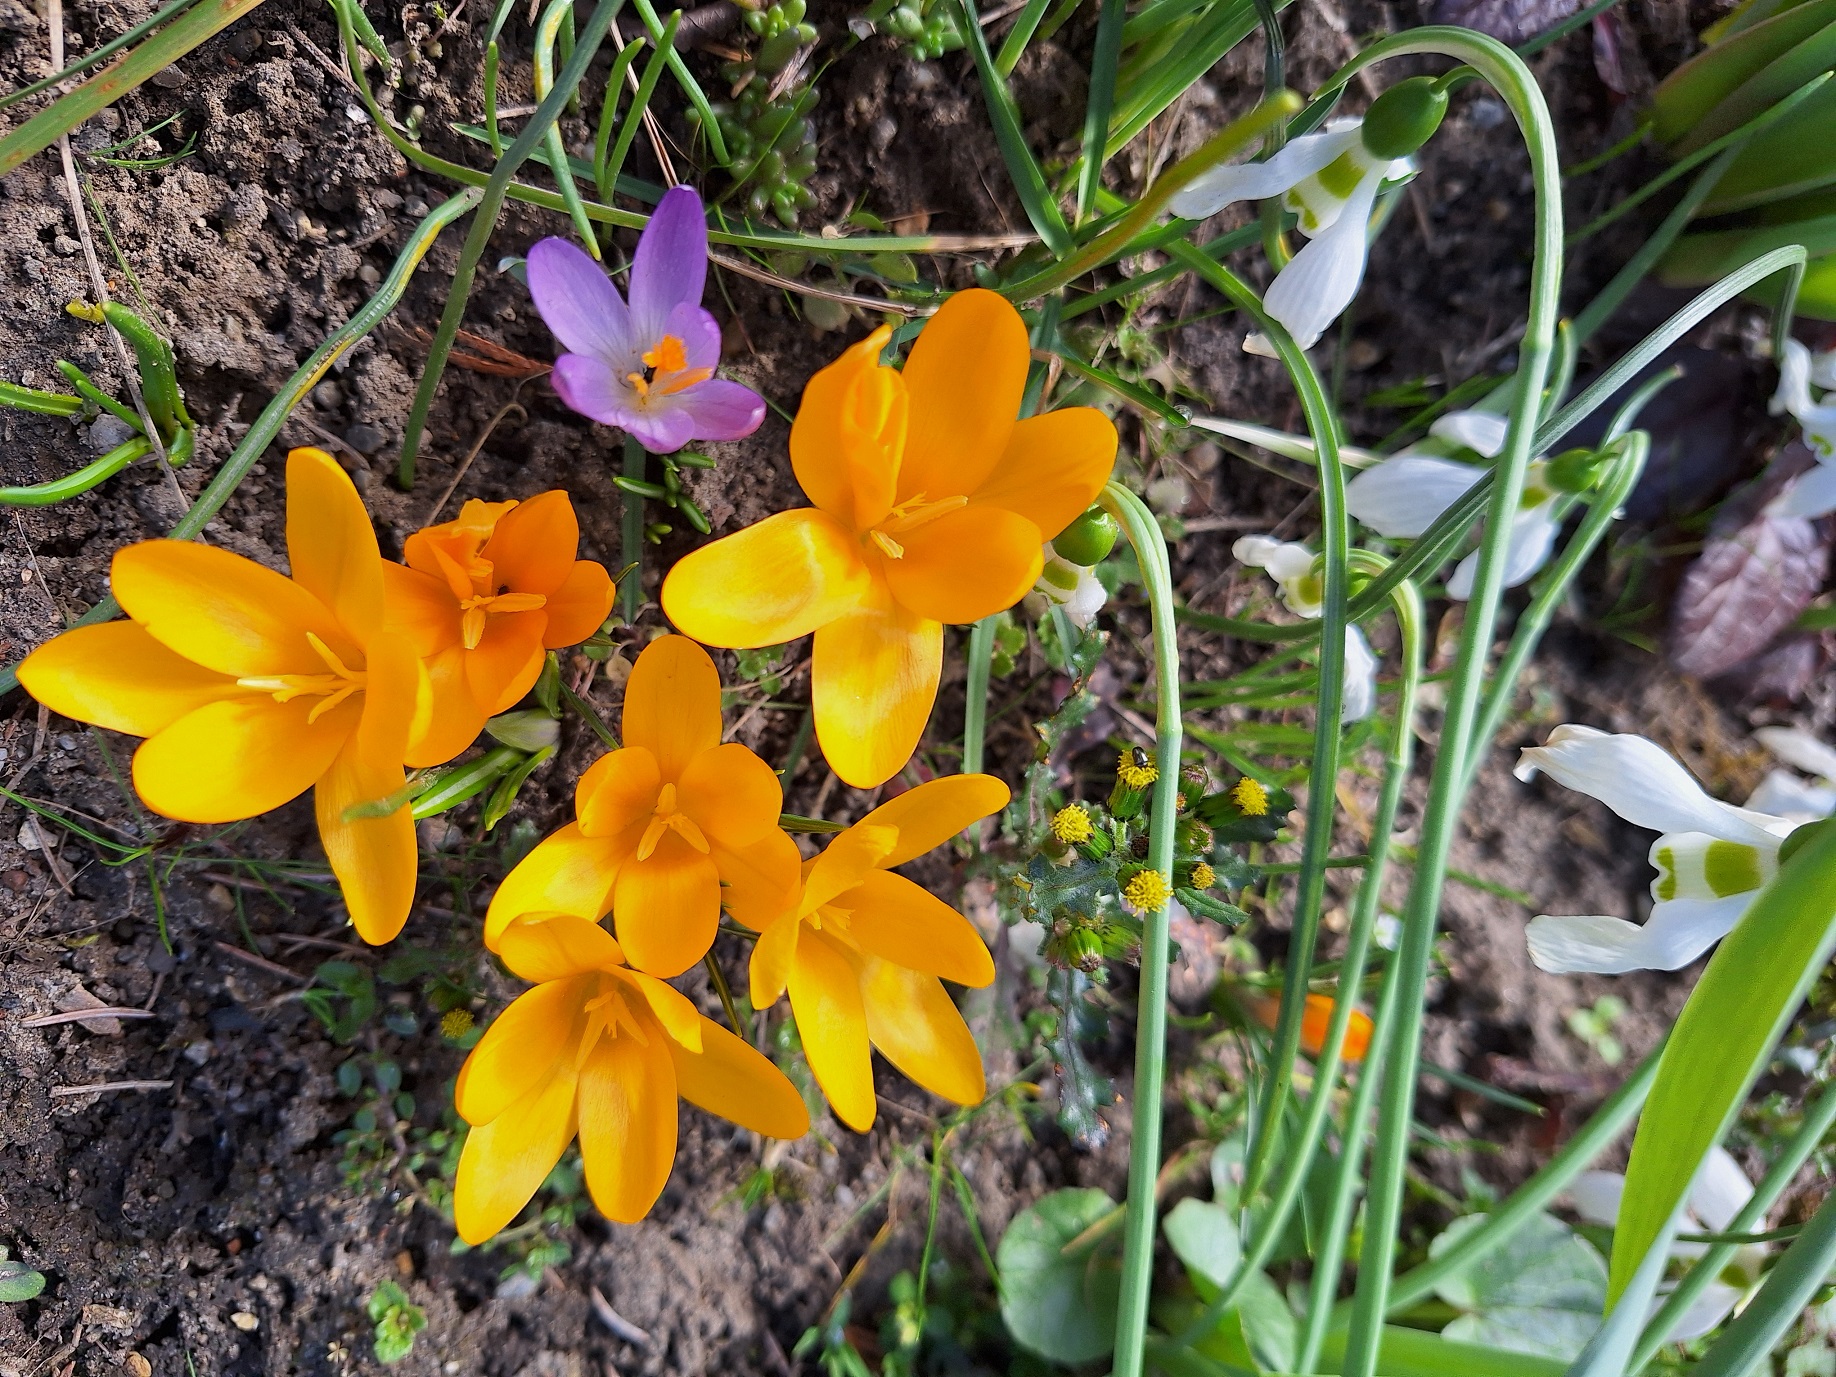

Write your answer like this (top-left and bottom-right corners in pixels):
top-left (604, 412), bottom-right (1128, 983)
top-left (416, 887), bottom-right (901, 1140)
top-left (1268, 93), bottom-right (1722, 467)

top-left (551, 352), bottom-right (641, 426)
top-left (624, 405), bottom-right (699, 454)
top-left (676, 378), bottom-right (766, 442)
top-left (665, 301), bottom-right (722, 372)
top-left (629, 186), bottom-right (708, 344)
top-left (527, 238), bottom-right (633, 363)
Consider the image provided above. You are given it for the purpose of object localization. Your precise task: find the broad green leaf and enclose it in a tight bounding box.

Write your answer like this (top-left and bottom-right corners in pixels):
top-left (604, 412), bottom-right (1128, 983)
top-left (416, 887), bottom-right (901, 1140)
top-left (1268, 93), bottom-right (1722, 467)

top-left (1314, 1324), bottom-right (1571, 1377)
top-left (0, 1262), bottom-right (46, 1303)
top-left (1430, 1213), bottom-right (1606, 1361)
top-left (1675, 18), bottom-right (1836, 156)
top-left (1701, 84), bottom-right (1836, 213)
top-left (1165, 1198), bottom-right (1241, 1289)
top-left (1650, 0), bottom-right (1836, 145)
top-left (996, 1187), bottom-right (1120, 1364)
top-left (1609, 820), bottom-right (1836, 1302)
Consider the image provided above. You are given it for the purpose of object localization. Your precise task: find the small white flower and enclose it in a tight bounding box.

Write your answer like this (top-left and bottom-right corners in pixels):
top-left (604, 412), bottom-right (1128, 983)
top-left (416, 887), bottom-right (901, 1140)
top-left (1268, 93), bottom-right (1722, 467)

top-left (1516, 726), bottom-right (1799, 974)
top-left (1570, 1146), bottom-right (1767, 1342)
top-left (1233, 534), bottom-right (1378, 722)
top-left (1033, 547), bottom-right (1107, 628)
top-left (1768, 339), bottom-right (1836, 517)
top-left (1746, 727), bottom-right (1836, 821)
top-left (1171, 119), bottom-right (1412, 351)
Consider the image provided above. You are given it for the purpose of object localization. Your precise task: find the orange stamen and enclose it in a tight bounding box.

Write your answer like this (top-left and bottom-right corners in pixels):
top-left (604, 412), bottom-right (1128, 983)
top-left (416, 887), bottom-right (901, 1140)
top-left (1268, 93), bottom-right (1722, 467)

top-left (626, 334), bottom-right (714, 403)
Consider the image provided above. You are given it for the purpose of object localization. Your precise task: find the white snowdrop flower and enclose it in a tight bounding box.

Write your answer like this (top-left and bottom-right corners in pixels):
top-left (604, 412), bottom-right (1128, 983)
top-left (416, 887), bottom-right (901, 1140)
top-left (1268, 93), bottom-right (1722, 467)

top-left (1032, 548), bottom-right (1107, 628)
top-left (1570, 1146), bottom-right (1767, 1342)
top-left (1516, 726), bottom-right (1800, 975)
top-left (1373, 911), bottom-right (1402, 951)
top-left (1233, 534), bottom-right (1378, 723)
top-left (1767, 339), bottom-right (1836, 517)
top-left (1746, 726), bottom-right (1836, 821)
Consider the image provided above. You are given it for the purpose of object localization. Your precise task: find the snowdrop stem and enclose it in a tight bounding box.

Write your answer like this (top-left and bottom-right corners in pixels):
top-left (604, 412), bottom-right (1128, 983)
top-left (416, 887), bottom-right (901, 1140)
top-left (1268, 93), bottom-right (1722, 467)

top-left (961, 616), bottom-right (997, 776)
top-left (1338, 31), bottom-right (1565, 1377)
top-left (620, 435), bottom-right (647, 623)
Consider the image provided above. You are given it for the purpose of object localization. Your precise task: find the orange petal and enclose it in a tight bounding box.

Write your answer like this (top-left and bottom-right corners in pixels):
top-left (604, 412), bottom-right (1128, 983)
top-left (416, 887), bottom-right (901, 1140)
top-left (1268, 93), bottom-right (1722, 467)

top-left (406, 499), bottom-right (517, 586)
top-left (18, 621), bottom-right (238, 739)
top-left (542, 560), bottom-right (615, 648)
top-left (577, 747), bottom-right (662, 838)
top-left (494, 912), bottom-right (627, 983)
top-left (453, 1063), bottom-right (579, 1243)
top-left (454, 975), bottom-right (588, 1124)
top-left (621, 969), bottom-right (703, 1052)
top-left (845, 870), bottom-right (995, 988)
top-left (970, 408), bottom-right (1118, 540)
top-left (791, 325), bottom-right (905, 530)
top-left (466, 613), bottom-right (547, 717)
top-left (861, 958), bottom-right (986, 1107)
top-left (788, 932), bottom-right (876, 1132)
top-left (800, 824), bottom-right (898, 917)
top-left (895, 290), bottom-right (1028, 503)
top-left (286, 448), bottom-right (385, 644)
top-left (880, 503), bottom-right (1043, 625)
top-left (670, 1015), bottom-right (810, 1140)
top-left (405, 646), bottom-right (486, 770)
top-left (135, 695), bottom-right (353, 822)
top-left (747, 908), bottom-right (802, 1007)
top-left (858, 774), bottom-right (1011, 867)
top-left (485, 489), bottom-right (578, 594)
top-left (661, 510), bottom-right (871, 650)
top-left (1299, 993), bottom-right (1372, 1063)
top-left (112, 540), bottom-right (355, 677)
top-left (811, 585), bottom-right (941, 789)
top-left (676, 741), bottom-right (782, 849)
top-left (611, 830), bottom-right (720, 978)
top-left (484, 823), bottom-right (623, 947)
top-left (709, 829), bottom-right (803, 931)
top-left (621, 635), bottom-right (721, 782)
top-left (576, 1031), bottom-right (678, 1224)
top-left (381, 561), bottom-right (461, 657)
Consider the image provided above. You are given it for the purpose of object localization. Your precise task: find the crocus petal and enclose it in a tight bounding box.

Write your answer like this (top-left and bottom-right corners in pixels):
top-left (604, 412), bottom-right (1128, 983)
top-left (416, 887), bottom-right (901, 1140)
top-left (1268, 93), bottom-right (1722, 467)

top-left (494, 911), bottom-right (627, 983)
top-left (1755, 726), bottom-right (1836, 783)
top-left (801, 824), bottom-right (900, 917)
top-left (577, 1032), bottom-right (678, 1224)
top-left (1346, 454), bottom-right (1486, 539)
top-left (577, 745), bottom-right (663, 837)
top-left (789, 932), bottom-right (876, 1132)
top-left (1744, 769), bottom-right (1836, 820)
top-left (856, 773), bottom-right (1011, 867)
top-left (136, 695), bottom-right (353, 822)
top-left (541, 560), bottom-right (616, 648)
top-left (748, 909), bottom-right (802, 1006)
top-left (485, 490), bottom-right (578, 595)
top-left (551, 353), bottom-right (642, 428)
top-left (881, 503), bottom-right (1044, 625)
top-left (1767, 461), bottom-right (1836, 519)
top-left (861, 958), bottom-right (986, 1107)
top-left (1525, 894), bottom-right (1749, 974)
top-left (485, 823), bottom-right (622, 946)
top-left (112, 541), bottom-right (355, 677)
top-left (709, 829), bottom-right (803, 930)
top-left (628, 185), bottom-right (709, 344)
top-left (1568, 1170), bottom-right (1626, 1228)
top-left (896, 289), bottom-right (1028, 502)
top-left (791, 327), bottom-right (906, 527)
top-left (1690, 1146), bottom-right (1756, 1233)
top-left (671, 377), bottom-right (767, 444)
top-left (811, 589), bottom-right (943, 789)
top-left (611, 830), bottom-right (721, 978)
top-left (623, 969), bottom-right (704, 1052)
top-left (1342, 624), bottom-right (1378, 724)
top-left (18, 621), bottom-right (239, 738)
top-left (676, 741), bottom-right (783, 848)
top-left (466, 615), bottom-right (549, 719)
top-left (454, 975), bottom-right (586, 1124)
top-left (669, 1014), bottom-right (810, 1139)
top-left (1515, 725), bottom-right (1786, 846)
top-left (622, 635), bottom-right (721, 781)
top-left (380, 562), bottom-right (461, 658)
top-left (453, 1063), bottom-right (579, 1244)
top-left (1430, 410), bottom-right (1511, 458)
top-left (969, 409), bottom-right (1118, 540)
top-left (619, 399), bottom-right (701, 455)
top-left (662, 509), bottom-right (872, 649)
top-left (285, 447), bottom-right (384, 644)
top-left (1261, 169), bottom-right (1384, 349)
top-left (527, 236), bottom-right (634, 362)
top-left (1168, 125), bottom-right (1362, 219)
top-left (1445, 506), bottom-right (1560, 600)
top-left (845, 869), bottom-right (995, 987)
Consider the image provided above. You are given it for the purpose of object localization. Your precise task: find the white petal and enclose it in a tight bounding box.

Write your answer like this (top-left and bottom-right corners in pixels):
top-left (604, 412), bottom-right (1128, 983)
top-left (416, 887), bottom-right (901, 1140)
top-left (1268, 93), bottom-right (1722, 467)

top-left (1168, 126), bottom-right (1362, 220)
top-left (1755, 727), bottom-right (1836, 785)
top-left (1812, 348), bottom-right (1836, 391)
top-left (1772, 339), bottom-right (1812, 418)
top-left (1261, 170), bottom-right (1384, 350)
top-left (1657, 1283), bottom-right (1743, 1343)
top-left (1766, 460), bottom-right (1836, 517)
top-left (1346, 454), bottom-right (1486, 539)
top-left (1065, 567), bottom-right (1107, 628)
top-left (1242, 332), bottom-right (1279, 358)
top-left (1514, 727), bottom-right (1786, 845)
top-left (1341, 625), bottom-right (1377, 723)
top-left (1568, 1171), bottom-right (1627, 1227)
top-left (1445, 506), bottom-right (1560, 600)
top-left (1232, 535), bottom-right (1285, 571)
top-left (1689, 1146), bottom-right (1756, 1233)
top-left (1525, 894), bottom-right (1749, 974)
top-left (1430, 410), bottom-right (1511, 459)
top-left (1188, 416), bottom-right (1384, 469)
top-left (1744, 769), bottom-right (1836, 821)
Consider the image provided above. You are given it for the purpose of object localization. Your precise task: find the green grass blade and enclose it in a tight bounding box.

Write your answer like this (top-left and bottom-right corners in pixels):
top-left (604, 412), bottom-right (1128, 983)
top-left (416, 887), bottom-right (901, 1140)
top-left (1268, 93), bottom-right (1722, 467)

top-left (0, 0), bottom-right (207, 112)
top-left (1075, 0), bottom-right (1127, 222)
top-left (602, 14), bottom-right (677, 207)
top-left (958, 0), bottom-right (1073, 253)
top-left (593, 38), bottom-right (648, 200)
top-left (1684, 1184), bottom-right (1836, 1377)
top-left (533, 0), bottom-right (603, 255)
top-left (629, 0), bottom-right (728, 164)
top-left (994, 0), bottom-right (1054, 76)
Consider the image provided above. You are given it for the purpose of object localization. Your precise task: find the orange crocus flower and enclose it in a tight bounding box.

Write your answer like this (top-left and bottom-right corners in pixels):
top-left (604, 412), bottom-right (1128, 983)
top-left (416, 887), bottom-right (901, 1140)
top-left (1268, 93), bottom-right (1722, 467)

top-left (18, 449), bottom-right (426, 943)
top-left (1245, 990), bottom-right (1373, 1063)
top-left (384, 492), bottom-right (614, 766)
top-left (661, 289), bottom-right (1116, 788)
top-left (746, 775), bottom-right (1009, 1130)
top-left (454, 911), bottom-right (808, 1242)
top-left (484, 635), bottom-right (801, 976)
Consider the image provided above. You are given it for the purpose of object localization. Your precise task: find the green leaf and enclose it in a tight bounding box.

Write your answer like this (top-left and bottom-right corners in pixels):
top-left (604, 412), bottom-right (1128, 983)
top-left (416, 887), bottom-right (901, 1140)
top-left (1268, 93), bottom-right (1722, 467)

top-left (955, 0), bottom-right (1073, 253)
top-left (1164, 1198), bottom-right (1240, 1290)
top-left (1609, 818), bottom-right (1836, 1302)
top-left (0, 1261), bottom-right (46, 1303)
top-left (1430, 1212), bottom-right (1605, 1361)
top-left (1650, 0), bottom-right (1836, 145)
top-left (996, 1187), bottom-right (1121, 1364)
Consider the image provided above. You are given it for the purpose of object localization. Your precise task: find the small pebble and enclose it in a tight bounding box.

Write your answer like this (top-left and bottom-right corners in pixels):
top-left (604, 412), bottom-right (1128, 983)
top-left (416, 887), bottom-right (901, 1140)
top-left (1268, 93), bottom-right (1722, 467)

top-left (403, 197), bottom-right (430, 217)
top-left (344, 423), bottom-right (387, 454)
top-left (56, 734), bottom-right (76, 752)
top-left (52, 235), bottom-right (80, 257)
top-left (358, 264), bottom-right (381, 286)
top-left (150, 64), bottom-right (185, 89)
top-left (229, 1311), bottom-right (259, 1332)
top-left (311, 381), bottom-right (344, 410)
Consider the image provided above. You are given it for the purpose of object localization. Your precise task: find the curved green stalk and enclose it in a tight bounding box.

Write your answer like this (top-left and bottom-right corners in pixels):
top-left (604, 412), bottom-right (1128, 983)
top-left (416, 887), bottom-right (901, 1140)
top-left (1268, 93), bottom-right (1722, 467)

top-left (1337, 31), bottom-right (1564, 1377)
top-left (620, 436), bottom-right (648, 623)
top-left (0, 380), bottom-right (86, 418)
top-left (0, 436), bottom-right (151, 507)
top-left (592, 38), bottom-right (646, 199)
top-left (962, 616), bottom-right (998, 776)
top-left (533, 0), bottom-right (602, 255)
top-left (601, 16), bottom-right (676, 213)
top-left (1097, 480), bottom-right (1183, 1377)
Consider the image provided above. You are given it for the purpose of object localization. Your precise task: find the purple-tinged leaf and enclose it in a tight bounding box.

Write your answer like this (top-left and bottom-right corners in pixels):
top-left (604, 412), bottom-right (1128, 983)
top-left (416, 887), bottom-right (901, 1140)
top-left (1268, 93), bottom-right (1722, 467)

top-left (1428, 0), bottom-right (1587, 45)
top-left (1670, 511), bottom-right (1829, 679)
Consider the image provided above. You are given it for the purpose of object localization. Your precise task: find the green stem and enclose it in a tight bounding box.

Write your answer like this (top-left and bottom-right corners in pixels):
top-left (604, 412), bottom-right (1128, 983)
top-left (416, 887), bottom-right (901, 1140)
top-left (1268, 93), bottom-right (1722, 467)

top-left (1687, 1184), bottom-right (1836, 1377)
top-left (0, 436), bottom-right (151, 507)
top-left (0, 380), bottom-right (85, 418)
top-left (628, 0), bottom-right (727, 164)
top-left (703, 950), bottom-right (748, 1039)
top-left (963, 616), bottom-right (998, 776)
top-left (1098, 480), bottom-right (1183, 1377)
top-left (1337, 31), bottom-right (1565, 1377)
top-left (621, 436), bottom-right (648, 624)
top-left (1075, 0), bottom-right (1126, 223)
top-left (532, 0), bottom-right (602, 256)
top-left (598, 31), bottom-right (665, 205)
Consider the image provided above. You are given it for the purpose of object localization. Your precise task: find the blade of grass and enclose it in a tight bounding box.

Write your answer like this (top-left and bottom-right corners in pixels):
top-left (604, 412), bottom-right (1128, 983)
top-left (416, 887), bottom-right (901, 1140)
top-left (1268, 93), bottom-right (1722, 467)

top-left (1687, 1186), bottom-right (1836, 1377)
top-left (628, 0), bottom-right (727, 165)
top-left (1075, 0), bottom-right (1126, 223)
top-left (533, 0), bottom-right (602, 254)
top-left (958, 0), bottom-right (1073, 253)
top-left (601, 14), bottom-right (677, 207)
top-left (592, 36), bottom-right (647, 200)
top-left (994, 0), bottom-right (1053, 76)
top-left (0, 0), bottom-right (206, 111)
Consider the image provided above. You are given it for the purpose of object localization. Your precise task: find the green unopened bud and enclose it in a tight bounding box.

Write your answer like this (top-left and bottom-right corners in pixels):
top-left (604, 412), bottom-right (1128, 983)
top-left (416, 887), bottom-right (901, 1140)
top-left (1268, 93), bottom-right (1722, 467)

top-left (1361, 77), bottom-right (1449, 160)
top-left (1051, 506), bottom-right (1120, 566)
top-left (1076, 827), bottom-right (1114, 863)
top-left (1545, 446), bottom-right (1611, 493)
top-left (485, 710), bottom-right (561, 753)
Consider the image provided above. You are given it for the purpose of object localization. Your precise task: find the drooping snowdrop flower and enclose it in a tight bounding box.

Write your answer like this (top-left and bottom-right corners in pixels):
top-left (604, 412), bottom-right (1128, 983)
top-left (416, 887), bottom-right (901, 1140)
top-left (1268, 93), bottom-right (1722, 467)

top-left (1233, 534), bottom-right (1378, 722)
top-left (1570, 1146), bottom-right (1767, 1341)
top-left (1170, 79), bottom-right (1447, 351)
top-left (1746, 725), bottom-right (1836, 821)
top-left (1345, 409), bottom-right (1562, 600)
top-left (1766, 339), bottom-right (1836, 517)
top-left (1516, 725), bottom-right (1800, 974)
top-left (1032, 549), bottom-right (1108, 627)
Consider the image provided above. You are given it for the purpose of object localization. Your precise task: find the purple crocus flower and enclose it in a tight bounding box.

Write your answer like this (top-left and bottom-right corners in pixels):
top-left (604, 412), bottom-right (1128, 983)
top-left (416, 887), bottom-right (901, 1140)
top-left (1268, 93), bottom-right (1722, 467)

top-left (526, 186), bottom-right (765, 453)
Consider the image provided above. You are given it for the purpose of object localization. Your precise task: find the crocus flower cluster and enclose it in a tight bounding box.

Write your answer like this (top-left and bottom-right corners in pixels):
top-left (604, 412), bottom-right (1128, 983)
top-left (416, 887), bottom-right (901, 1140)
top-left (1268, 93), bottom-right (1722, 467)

top-left (1767, 337), bottom-right (1836, 517)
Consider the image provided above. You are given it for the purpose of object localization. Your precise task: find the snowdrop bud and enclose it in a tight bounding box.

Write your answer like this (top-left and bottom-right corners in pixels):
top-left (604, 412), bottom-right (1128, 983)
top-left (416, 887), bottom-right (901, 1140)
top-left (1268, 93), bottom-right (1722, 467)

top-left (1360, 77), bottom-right (1449, 159)
top-left (1051, 506), bottom-right (1119, 565)
top-left (1034, 551), bottom-right (1107, 628)
top-left (1546, 446), bottom-right (1611, 493)
top-left (485, 710), bottom-right (561, 753)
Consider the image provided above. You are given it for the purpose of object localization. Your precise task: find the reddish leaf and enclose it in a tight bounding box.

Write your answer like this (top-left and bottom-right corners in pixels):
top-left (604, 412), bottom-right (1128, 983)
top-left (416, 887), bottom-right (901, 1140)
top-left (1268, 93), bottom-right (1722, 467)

top-left (1670, 512), bottom-right (1829, 678)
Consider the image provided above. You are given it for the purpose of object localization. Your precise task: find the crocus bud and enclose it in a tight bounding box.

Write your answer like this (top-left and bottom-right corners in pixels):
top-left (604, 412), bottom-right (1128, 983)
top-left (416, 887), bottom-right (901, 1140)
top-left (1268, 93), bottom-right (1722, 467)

top-left (1361, 77), bottom-right (1449, 160)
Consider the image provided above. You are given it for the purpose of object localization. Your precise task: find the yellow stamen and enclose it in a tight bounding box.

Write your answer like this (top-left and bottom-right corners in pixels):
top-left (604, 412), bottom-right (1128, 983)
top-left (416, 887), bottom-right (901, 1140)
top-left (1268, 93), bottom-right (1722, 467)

top-left (236, 632), bottom-right (367, 723)
top-left (866, 492), bottom-right (970, 560)
top-left (635, 782), bottom-right (711, 860)
top-left (457, 590), bottom-right (548, 649)
top-left (626, 333), bottom-right (714, 402)
top-left (1050, 805), bottom-right (1094, 845)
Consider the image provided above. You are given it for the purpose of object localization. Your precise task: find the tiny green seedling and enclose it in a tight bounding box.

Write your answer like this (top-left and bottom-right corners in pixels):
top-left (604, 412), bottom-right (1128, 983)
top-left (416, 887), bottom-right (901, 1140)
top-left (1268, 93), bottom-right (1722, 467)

top-left (366, 1279), bottom-right (426, 1364)
top-left (1566, 995), bottom-right (1629, 1067)
top-left (0, 1248), bottom-right (46, 1302)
